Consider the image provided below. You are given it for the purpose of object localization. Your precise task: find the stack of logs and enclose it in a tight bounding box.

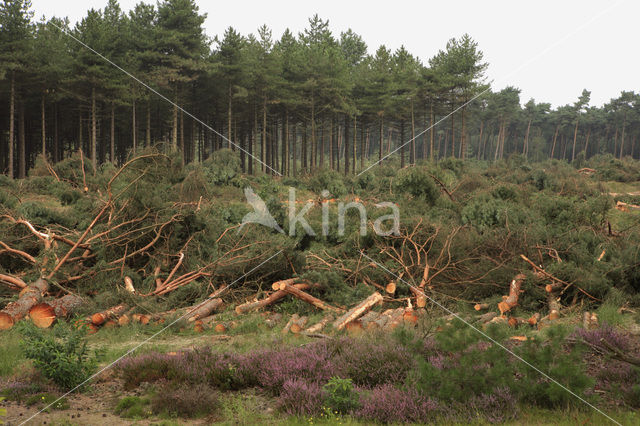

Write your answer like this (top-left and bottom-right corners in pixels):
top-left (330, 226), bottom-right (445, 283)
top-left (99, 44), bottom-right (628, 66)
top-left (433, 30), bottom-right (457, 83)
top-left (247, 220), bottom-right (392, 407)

top-left (0, 268), bottom-right (597, 336)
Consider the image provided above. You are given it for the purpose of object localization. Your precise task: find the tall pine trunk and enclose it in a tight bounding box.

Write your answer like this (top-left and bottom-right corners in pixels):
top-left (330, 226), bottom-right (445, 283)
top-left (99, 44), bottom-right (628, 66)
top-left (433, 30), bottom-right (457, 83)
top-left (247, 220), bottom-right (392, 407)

top-left (410, 102), bottom-right (415, 165)
top-left (111, 103), bottom-right (115, 163)
top-left (8, 72), bottom-right (15, 178)
top-left (571, 118), bottom-right (579, 162)
top-left (262, 97), bottom-right (267, 172)
top-left (523, 118), bottom-right (531, 156)
top-left (429, 102), bottom-right (434, 161)
top-left (18, 102), bottom-right (25, 178)
top-left (550, 124), bottom-right (559, 159)
top-left (91, 86), bottom-right (97, 173)
top-left (41, 94), bottom-right (46, 159)
top-left (146, 101), bottom-right (151, 147)
top-left (344, 115), bottom-right (350, 175)
top-left (132, 98), bottom-right (137, 155)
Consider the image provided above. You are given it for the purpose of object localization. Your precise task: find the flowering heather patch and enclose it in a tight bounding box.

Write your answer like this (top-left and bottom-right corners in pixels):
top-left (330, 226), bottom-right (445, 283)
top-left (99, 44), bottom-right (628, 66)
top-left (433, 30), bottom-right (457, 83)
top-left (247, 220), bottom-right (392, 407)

top-left (276, 379), bottom-right (326, 416)
top-left (151, 382), bottom-right (220, 418)
top-left (571, 323), bottom-right (632, 352)
top-left (355, 384), bottom-right (442, 424)
top-left (333, 338), bottom-right (415, 387)
top-left (255, 340), bottom-right (337, 393)
top-left (116, 352), bottom-right (181, 389)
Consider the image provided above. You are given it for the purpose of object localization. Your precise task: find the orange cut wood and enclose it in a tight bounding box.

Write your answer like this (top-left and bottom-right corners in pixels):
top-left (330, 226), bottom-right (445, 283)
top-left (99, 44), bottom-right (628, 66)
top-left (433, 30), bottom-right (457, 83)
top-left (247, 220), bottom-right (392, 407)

top-left (29, 303), bottom-right (56, 328)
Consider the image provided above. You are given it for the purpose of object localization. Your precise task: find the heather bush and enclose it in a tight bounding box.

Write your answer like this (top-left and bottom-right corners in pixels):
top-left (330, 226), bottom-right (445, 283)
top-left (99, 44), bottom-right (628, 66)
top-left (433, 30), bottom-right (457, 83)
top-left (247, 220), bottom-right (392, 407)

top-left (333, 337), bottom-right (415, 387)
top-left (256, 341), bottom-right (337, 393)
top-left (117, 352), bottom-right (176, 389)
top-left (151, 382), bottom-right (220, 418)
top-left (323, 377), bottom-right (359, 414)
top-left (356, 384), bottom-right (441, 424)
top-left (276, 379), bottom-right (325, 416)
top-left (571, 322), bottom-right (631, 352)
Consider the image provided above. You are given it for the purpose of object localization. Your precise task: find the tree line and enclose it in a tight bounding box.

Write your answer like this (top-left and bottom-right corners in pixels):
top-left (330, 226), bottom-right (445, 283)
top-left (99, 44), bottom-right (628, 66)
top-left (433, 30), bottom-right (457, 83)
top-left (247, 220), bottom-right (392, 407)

top-left (1, 0), bottom-right (639, 178)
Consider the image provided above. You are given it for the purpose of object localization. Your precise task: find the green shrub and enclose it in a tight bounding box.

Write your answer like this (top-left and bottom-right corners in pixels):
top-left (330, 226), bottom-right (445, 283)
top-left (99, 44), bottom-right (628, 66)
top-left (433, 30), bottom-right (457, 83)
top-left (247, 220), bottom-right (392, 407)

top-left (200, 148), bottom-right (241, 185)
top-left (114, 395), bottom-right (151, 419)
top-left (308, 169), bottom-right (347, 197)
top-left (394, 167), bottom-right (439, 204)
top-left (323, 377), bottom-right (359, 415)
top-left (18, 322), bottom-right (100, 391)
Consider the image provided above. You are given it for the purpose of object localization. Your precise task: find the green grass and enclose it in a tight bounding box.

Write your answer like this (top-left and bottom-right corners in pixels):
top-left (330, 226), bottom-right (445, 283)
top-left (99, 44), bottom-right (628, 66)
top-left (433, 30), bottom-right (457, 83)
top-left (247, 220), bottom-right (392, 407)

top-left (0, 329), bottom-right (29, 378)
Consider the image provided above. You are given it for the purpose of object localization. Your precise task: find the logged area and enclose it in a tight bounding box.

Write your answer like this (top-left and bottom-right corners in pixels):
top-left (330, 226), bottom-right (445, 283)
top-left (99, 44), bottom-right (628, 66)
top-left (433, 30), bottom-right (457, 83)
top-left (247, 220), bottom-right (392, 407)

top-left (1, 153), bottom-right (640, 424)
top-left (1, 0), bottom-right (640, 424)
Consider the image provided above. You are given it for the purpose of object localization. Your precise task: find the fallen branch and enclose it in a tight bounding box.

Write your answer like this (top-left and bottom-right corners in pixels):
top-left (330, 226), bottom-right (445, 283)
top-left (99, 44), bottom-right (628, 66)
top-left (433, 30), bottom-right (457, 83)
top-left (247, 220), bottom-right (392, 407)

top-left (521, 254), bottom-right (600, 301)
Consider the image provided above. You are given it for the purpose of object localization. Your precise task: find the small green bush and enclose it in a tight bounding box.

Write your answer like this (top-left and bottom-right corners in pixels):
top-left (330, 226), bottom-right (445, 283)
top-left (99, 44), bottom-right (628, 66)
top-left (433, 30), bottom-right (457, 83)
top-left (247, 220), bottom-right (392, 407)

top-left (114, 395), bottom-right (151, 419)
top-left (323, 377), bottom-right (359, 414)
top-left (394, 167), bottom-right (439, 204)
top-left (18, 322), bottom-right (100, 391)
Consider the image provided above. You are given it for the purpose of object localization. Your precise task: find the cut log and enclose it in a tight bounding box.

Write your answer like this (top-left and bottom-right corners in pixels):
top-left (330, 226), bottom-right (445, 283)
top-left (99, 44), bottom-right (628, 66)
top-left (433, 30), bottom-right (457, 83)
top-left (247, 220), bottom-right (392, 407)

top-left (409, 287), bottom-right (427, 308)
top-left (29, 303), bottom-right (55, 328)
top-left (282, 314), bottom-right (299, 334)
top-left (547, 292), bottom-right (561, 320)
top-left (186, 298), bottom-right (223, 322)
top-left (497, 274), bottom-right (526, 315)
top-left (289, 316), bottom-right (309, 334)
top-left (474, 303), bottom-right (489, 311)
top-left (477, 311), bottom-right (498, 324)
top-left (48, 294), bottom-right (84, 318)
top-left (385, 308), bottom-right (406, 330)
top-left (545, 282), bottom-right (563, 293)
top-left (333, 292), bottom-right (383, 330)
top-left (403, 308), bottom-right (419, 325)
top-left (305, 315), bottom-right (334, 333)
top-left (214, 323), bottom-right (227, 333)
top-left (118, 314), bottom-right (131, 326)
top-left (235, 283), bottom-right (313, 315)
top-left (0, 278), bottom-right (49, 329)
top-left (359, 311), bottom-right (381, 329)
top-left (527, 313), bottom-right (540, 326)
top-left (371, 309), bottom-right (395, 329)
top-left (271, 278), bottom-right (299, 291)
top-left (583, 311), bottom-right (598, 330)
top-left (124, 276), bottom-right (136, 294)
top-left (385, 281), bottom-right (396, 294)
top-left (91, 304), bottom-right (128, 326)
top-left (132, 313), bottom-right (151, 325)
top-left (278, 283), bottom-right (344, 314)
top-left (508, 317), bottom-right (528, 328)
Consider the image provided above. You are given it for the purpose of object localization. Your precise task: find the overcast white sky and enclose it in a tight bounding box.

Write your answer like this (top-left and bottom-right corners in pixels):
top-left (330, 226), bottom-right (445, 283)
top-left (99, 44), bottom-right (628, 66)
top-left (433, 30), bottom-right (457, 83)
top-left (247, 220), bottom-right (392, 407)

top-left (29, 0), bottom-right (637, 108)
